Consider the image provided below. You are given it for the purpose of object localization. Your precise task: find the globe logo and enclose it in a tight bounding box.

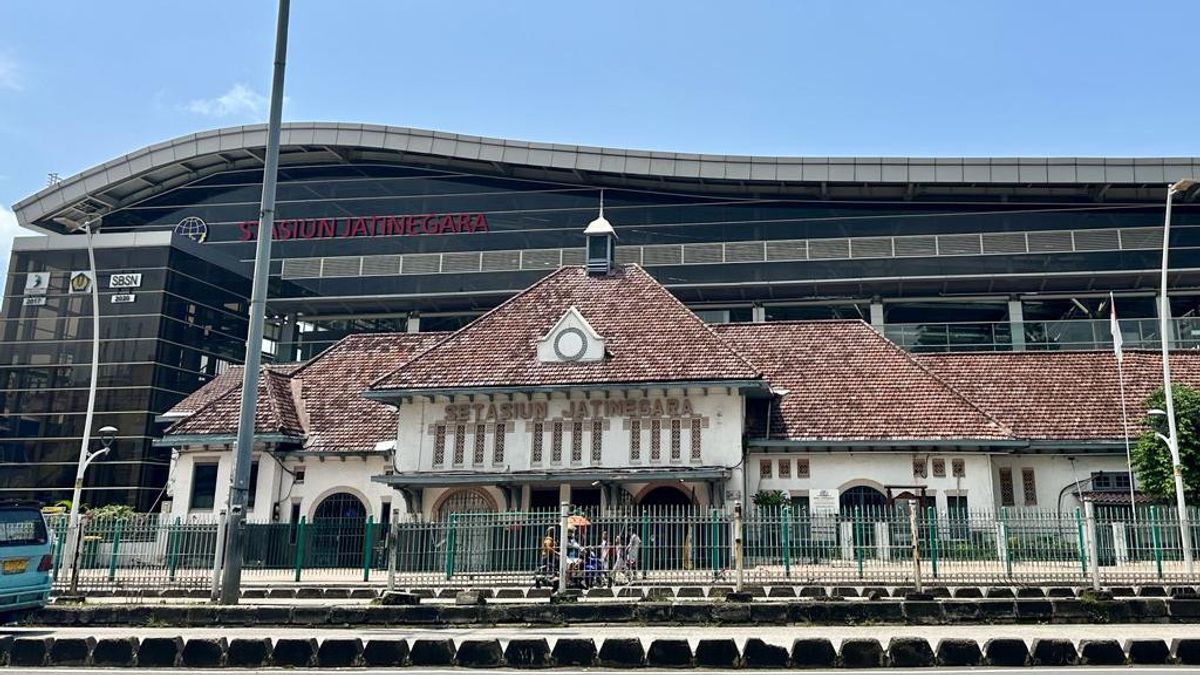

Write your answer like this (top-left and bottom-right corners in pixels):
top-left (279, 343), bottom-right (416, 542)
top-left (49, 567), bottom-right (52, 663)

top-left (174, 216), bottom-right (209, 244)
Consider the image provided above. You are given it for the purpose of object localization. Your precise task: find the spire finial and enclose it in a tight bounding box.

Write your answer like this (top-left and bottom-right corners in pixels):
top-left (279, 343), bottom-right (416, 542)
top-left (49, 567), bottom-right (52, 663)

top-left (598, 189), bottom-right (604, 218)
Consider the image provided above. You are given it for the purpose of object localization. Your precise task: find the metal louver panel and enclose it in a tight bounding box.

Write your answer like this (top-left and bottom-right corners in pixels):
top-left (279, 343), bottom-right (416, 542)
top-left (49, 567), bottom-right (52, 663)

top-left (894, 236), bottom-right (937, 257)
top-left (615, 246), bottom-right (642, 265)
top-left (360, 255), bottom-right (402, 276)
top-left (481, 251), bottom-right (520, 271)
top-left (808, 238), bottom-right (850, 259)
top-left (1120, 227), bottom-right (1164, 250)
top-left (320, 256), bottom-right (362, 278)
top-left (401, 253), bottom-right (441, 275)
top-left (765, 240), bottom-right (807, 261)
top-left (981, 232), bottom-right (1027, 254)
top-left (280, 258), bottom-right (322, 279)
top-left (850, 237), bottom-right (892, 259)
top-left (642, 245), bottom-right (683, 266)
top-left (1026, 231), bottom-right (1073, 252)
top-left (938, 234), bottom-right (982, 256)
top-left (521, 249), bottom-right (561, 270)
top-left (683, 243), bottom-right (724, 264)
top-left (1072, 229), bottom-right (1120, 251)
top-left (560, 248), bottom-right (585, 265)
top-left (724, 241), bottom-right (765, 262)
top-left (441, 252), bottom-right (482, 273)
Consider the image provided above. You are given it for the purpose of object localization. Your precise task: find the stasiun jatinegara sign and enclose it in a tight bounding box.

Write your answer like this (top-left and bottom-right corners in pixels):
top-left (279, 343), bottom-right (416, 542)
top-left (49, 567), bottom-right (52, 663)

top-left (238, 212), bottom-right (489, 241)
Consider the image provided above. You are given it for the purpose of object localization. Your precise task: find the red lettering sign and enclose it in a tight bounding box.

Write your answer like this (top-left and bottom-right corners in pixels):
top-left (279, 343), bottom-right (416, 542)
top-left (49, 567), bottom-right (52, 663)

top-left (237, 212), bottom-right (490, 242)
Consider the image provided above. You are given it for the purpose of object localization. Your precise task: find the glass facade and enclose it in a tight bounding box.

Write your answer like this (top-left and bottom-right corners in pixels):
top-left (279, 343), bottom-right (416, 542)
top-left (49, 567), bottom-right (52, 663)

top-left (5, 153), bottom-right (1200, 507)
top-left (0, 242), bottom-right (249, 509)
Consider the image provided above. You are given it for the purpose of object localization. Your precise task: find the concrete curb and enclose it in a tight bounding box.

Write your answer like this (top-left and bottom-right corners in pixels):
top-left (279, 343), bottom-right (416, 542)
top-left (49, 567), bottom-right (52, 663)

top-left (4, 634), bottom-right (1199, 668)
top-left (26, 596), bottom-right (1200, 627)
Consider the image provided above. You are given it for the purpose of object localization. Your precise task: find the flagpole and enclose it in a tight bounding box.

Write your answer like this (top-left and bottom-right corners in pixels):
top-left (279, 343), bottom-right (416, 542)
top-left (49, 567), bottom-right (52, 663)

top-left (1110, 292), bottom-right (1138, 527)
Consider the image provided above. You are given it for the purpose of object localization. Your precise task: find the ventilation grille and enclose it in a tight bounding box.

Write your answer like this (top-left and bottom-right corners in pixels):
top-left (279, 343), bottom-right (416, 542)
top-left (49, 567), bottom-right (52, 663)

top-left (270, 225), bottom-right (1166, 279)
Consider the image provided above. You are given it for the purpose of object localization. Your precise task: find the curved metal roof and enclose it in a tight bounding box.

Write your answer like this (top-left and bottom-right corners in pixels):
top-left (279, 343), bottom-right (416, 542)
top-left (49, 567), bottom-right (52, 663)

top-left (14, 121), bottom-right (1200, 234)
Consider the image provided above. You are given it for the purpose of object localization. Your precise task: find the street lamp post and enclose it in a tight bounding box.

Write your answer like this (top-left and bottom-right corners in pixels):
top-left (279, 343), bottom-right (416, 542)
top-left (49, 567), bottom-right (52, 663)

top-left (67, 425), bottom-right (117, 596)
top-left (1158, 178), bottom-right (1196, 574)
top-left (64, 218), bottom-right (103, 579)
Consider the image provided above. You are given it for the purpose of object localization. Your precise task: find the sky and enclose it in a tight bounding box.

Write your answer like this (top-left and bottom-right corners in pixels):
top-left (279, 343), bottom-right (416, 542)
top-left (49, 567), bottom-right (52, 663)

top-left (1, 0), bottom-right (1199, 280)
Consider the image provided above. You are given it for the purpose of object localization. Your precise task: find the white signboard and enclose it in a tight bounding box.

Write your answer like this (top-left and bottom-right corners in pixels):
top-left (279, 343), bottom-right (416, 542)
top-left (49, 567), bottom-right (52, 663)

top-left (22, 296), bottom-right (47, 307)
top-left (24, 272), bottom-right (49, 295)
top-left (108, 273), bottom-right (142, 289)
top-left (111, 293), bottom-right (136, 304)
top-left (67, 270), bottom-right (94, 294)
top-left (810, 488), bottom-right (840, 515)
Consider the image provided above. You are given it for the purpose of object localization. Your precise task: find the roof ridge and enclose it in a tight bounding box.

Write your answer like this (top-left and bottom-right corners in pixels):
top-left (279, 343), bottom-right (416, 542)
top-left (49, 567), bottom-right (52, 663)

top-left (874, 334), bottom-right (1016, 437)
top-left (625, 265), bottom-right (763, 378)
top-left (261, 368), bottom-right (296, 435)
top-left (368, 267), bottom-right (578, 389)
top-left (287, 331), bottom-right (446, 380)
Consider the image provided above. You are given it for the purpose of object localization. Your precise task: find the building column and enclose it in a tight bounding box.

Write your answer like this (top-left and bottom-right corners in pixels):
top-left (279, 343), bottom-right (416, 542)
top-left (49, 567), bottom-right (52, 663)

top-left (869, 300), bottom-right (884, 329)
top-left (1008, 299), bottom-right (1026, 352)
top-left (406, 312), bottom-right (421, 333)
top-left (276, 314), bottom-right (299, 362)
top-left (1158, 293), bottom-right (1175, 349)
top-left (751, 303), bottom-right (766, 323)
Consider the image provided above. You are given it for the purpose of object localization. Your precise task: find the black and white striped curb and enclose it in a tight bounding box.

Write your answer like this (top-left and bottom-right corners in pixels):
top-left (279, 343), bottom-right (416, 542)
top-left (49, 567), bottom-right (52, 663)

top-left (3, 635), bottom-right (1200, 668)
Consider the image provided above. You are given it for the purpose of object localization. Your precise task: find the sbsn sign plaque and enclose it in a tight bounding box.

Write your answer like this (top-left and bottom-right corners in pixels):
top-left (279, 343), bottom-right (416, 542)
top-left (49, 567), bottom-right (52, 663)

top-left (109, 273), bottom-right (142, 289)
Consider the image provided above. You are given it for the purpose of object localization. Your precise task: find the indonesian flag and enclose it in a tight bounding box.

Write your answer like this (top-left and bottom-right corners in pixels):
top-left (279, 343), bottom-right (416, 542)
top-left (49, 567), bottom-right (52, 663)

top-left (1109, 292), bottom-right (1123, 362)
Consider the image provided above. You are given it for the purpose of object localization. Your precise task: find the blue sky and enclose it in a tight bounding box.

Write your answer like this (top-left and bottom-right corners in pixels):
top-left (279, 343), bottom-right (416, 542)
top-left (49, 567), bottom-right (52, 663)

top-left (1, 1), bottom-right (1198, 276)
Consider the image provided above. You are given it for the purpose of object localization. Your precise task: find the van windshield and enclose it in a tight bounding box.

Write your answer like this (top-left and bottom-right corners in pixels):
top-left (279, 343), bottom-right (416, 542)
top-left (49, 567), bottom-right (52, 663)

top-left (0, 508), bottom-right (49, 547)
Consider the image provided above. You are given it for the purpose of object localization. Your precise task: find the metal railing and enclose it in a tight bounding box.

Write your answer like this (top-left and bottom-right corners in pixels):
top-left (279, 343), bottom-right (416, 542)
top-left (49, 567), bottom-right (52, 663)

top-left (48, 504), bottom-right (1200, 593)
top-left (884, 317), bottom-right (1200, 353)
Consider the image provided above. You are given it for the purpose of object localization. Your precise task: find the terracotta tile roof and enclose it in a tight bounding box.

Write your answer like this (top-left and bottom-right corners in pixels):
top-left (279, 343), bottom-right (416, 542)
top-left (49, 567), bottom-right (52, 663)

top-left (371, 265), bottom-right (761, 392)
top-left (715, 321), bottom-right (1013, 442)
top-left (166, 363), bottom-right (301, 417)
top-left (290, 332), bottom-right (445, 452)
top-left (917, 350), bottom-right (1200, 441)
top-left (162, 333), bottom-right (445, 451)
top-left (166, 368), bottom-right (306, 439)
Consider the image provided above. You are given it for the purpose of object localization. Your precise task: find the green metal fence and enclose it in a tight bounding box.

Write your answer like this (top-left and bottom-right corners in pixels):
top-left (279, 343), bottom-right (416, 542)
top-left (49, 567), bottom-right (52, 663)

top-left (49, 505), bottom-right (1200, 593)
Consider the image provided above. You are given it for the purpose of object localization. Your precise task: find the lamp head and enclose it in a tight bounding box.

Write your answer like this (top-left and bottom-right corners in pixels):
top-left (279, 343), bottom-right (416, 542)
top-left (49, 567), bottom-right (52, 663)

top-left (97, 426), bottom-right (118, 446)
top-left (1148, 408), bottom-right (1167, 417)
top-left (1170, 179), bottom-right (1197, 195)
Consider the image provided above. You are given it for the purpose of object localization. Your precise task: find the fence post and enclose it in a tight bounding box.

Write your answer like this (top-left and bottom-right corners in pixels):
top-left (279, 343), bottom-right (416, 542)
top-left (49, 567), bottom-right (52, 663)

top-left (1150, 505), bottom-right (1164, 579)
top-left (167, 517), bottom-right (182, 582)
top-left (387, 509), bottom-right (399, 591)
top-left (362, 515), bottom-right (375, 582)
top-left (732, 501), bottom-right (744, 592)
top-left (1084, 500), bottom-right (1101, 591)
top-left (445, 513), bottom-right (459, 581)
top-left (52, 520), bottom-right (67, 582)
top-left (211, 510), bottom-right (227, 600)
top-left (709, 508), bottom-right (720, 578)
top-left (909, 504), bottom-right (923, 593)
top-left (854, 506), bottom-right (864, 580)
top-left (67, 515), bottom-right (86, 595)
top-left (106, 519), bottom-right (124, 582)
top-left (998, 507), bottom-right (1012, 578)
top-left (781, 504), bottom-right (792, 578)
top-left (557, 503), bottom-right (569, 594)
top-left (293, 516), bottom-right (307, 583)
top-left (926, 506), bottom-right (939, 579)
top-left (1074, 507), bottom-right (1088, 576)
top-left (641, 511), bottom-right (651, 575)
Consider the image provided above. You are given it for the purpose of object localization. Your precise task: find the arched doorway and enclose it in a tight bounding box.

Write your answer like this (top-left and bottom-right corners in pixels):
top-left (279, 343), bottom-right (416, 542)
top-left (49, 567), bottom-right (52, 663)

top-left (839, 485), bottom-right (888, 513)
top-left (636, 485), bottom-right (695, 571)
top-left (839, 485), bottom-right (888, 551)
top-left (435, 489), bottom-right (497, 573)
top-left (638, 485), bottom-right (693, 508)
top-left (311, 492), bottom-right (367, 568)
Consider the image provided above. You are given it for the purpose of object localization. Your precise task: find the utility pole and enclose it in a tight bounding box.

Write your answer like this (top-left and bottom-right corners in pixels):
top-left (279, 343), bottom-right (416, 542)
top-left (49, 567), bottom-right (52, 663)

top-left (219, 0), bottom-right (291, 604)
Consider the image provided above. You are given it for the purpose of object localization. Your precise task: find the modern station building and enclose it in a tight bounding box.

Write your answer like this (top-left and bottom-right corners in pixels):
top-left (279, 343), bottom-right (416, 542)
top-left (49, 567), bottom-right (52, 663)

top-left (4, 122), bottom-right (1200, 510)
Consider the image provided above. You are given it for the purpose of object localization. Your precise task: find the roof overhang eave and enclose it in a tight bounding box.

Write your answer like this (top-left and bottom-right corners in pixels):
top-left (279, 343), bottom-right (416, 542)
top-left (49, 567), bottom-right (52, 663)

top-left (153, 432), bottom-right (302, 447)
top-left (363, 378), bottom-right (769, 401)
top-left (372, 466), bottom-right (731, 487)
top-left (747, 437), bottom-right (1026, 450)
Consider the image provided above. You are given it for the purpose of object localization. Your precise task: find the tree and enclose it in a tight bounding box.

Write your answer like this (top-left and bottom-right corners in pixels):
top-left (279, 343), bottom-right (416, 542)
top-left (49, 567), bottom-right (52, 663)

top-left (1132, 383), bottom-right (1200, 501)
